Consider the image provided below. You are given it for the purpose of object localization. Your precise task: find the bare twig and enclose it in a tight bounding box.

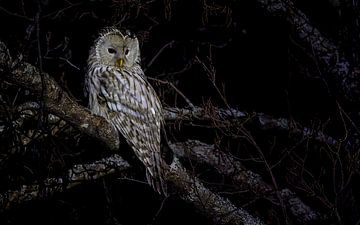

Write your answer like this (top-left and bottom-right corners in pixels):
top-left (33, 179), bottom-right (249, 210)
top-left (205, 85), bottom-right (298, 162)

top-left (0, 6), bottom-right (33, 21)
top-left (168, 158), bottom-right (264, 225)
top-left (0, 154), bottom-right (130, 211)
top-left (256, 0), bottom-right (360, 102)
top-left (0, 41), bottom-right (119, 150)
top-left (149, 77), bottom-right (196, 109)
top-left (145, 40), bottom-right (175, 70)
top-left (170, 140), bottom-right (322, 224)
top-left (0, 149), bottom-right (264, 225)
top-left (164, 106), bottom-right (340, 148)
top-left (195, 56), bottom-right (230, 108)
top-left (42, 2), bottom-right (82, 19)
top-left (35, 1), bottom-right (47, 127)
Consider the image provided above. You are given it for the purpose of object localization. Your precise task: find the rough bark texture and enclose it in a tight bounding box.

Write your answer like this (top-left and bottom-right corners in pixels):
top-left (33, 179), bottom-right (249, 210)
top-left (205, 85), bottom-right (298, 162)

top-left (0, 154), bottom-right (129, 211)
top-left (0, 42), bottom-right (119, 151)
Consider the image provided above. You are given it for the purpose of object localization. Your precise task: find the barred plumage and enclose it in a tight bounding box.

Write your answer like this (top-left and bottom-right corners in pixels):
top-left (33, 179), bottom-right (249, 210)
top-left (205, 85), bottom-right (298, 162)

top-left (85, 28), bottom-right (167, 194)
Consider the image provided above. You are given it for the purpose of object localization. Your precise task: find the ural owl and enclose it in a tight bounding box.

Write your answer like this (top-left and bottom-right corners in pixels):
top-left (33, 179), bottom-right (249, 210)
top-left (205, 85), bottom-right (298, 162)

top-left (86, 28), bottom-right (167, 195)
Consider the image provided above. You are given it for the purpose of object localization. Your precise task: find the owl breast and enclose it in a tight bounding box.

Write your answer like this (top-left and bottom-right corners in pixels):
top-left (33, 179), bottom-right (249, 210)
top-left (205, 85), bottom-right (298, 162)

top-left (86, 64), bottom-right (166, 192)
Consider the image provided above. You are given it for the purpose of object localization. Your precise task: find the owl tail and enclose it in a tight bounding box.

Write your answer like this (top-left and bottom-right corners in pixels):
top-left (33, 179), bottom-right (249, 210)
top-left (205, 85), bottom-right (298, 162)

top-left (145, 157), bottom-right (168, 196)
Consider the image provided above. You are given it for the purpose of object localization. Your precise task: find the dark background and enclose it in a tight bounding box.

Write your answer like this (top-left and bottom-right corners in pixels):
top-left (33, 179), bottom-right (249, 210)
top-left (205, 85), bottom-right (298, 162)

top-left (0, 0), bottom-right (359, 224)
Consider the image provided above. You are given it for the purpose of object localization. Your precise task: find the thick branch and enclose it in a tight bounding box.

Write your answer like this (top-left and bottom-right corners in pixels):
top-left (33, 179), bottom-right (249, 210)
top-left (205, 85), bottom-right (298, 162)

top-left (0, 41), bottom-right (119, 150)
top-left (0, 154), bottom-right (130, 211)
top-left (164, 107), bottom-right (339, 148)
top-left (256, 0), bottom-right (360, 101)
top-left (170, 140), bottom-right (321, 224)
top-left (164, 106), bottom-right (247, 121)
top-left (168, 158), bottom-right (264, 225)
top-left (0, 152), bottom-right (264, 225)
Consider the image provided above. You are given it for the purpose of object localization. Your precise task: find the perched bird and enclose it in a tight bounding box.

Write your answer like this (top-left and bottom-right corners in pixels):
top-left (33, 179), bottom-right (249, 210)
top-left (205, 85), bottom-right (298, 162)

top-left (85, 28), bottom-right (167, 195)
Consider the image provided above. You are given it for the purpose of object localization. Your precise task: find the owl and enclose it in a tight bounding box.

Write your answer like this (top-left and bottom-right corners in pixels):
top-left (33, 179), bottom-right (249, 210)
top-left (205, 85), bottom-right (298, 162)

top-left (85, 28), bottom-right (167, 195)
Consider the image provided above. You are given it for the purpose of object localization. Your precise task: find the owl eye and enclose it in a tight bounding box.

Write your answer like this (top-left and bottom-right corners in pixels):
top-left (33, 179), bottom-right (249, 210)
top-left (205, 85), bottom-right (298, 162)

top-left (124, 49), bottom-right (130, 55)
top-left (107, 48), bottom-right (116, 54)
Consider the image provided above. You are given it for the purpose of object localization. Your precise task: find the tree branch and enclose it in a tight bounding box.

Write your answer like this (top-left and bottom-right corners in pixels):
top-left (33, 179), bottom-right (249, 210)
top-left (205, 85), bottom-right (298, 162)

top-left (170, 140), bottom-right (322, 224)
top-left (168, 158), bottom-right (264, 225)
top-left (163, 106), bottom-right (340, 148)
top-left (0, 154), bottom-right (130, 211)
top-left (255, 0), bottom-right (360, 102)
top-left (0, 40), bottom-right (120, 151)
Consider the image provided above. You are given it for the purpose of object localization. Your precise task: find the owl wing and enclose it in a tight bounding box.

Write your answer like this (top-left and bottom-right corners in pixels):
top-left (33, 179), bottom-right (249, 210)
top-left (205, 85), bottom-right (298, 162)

top-left (96, 66), bottom-right (167, 194)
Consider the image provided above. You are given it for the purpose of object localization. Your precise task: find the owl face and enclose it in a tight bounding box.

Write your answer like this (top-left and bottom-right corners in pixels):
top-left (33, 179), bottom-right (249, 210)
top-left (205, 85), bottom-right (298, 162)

top-left (95, 29), bottom-right (140, 69)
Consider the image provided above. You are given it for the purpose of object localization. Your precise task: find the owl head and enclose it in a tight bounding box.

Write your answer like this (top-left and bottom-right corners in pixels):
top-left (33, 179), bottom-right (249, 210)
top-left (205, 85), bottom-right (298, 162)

top-left (93, 28), bottom-right (140, 69)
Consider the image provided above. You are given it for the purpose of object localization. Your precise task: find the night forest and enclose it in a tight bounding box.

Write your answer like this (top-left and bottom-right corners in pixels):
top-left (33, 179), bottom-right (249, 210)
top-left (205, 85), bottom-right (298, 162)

top-left (0, 0), bottom-right (359, 224)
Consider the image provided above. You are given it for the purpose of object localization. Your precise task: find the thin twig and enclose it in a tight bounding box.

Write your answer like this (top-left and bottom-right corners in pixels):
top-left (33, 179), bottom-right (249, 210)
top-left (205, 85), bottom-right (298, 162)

top-left (163, 107), bottom-right (340, 148)
top-left (35, 1), bottom-right (47, 128)
top-left (145, 40), bottom-right (175, 71)
top-left (168, 158), bottom-right (264, 225)
top-left (0, 154), bottom-right (130, 211)
top-left (0, 6), bottom-right (33, 21)
top-left (170, 140), bottom-right (322, 224)
top-left (42, 2), bottom-right (82, 19)
top-left (149, 77), bottom-right (196, 109)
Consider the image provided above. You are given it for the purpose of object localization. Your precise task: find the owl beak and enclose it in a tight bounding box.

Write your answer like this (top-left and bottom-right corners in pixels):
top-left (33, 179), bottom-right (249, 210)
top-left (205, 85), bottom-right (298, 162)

top-left (116, 58), bottom-right (124, 68)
